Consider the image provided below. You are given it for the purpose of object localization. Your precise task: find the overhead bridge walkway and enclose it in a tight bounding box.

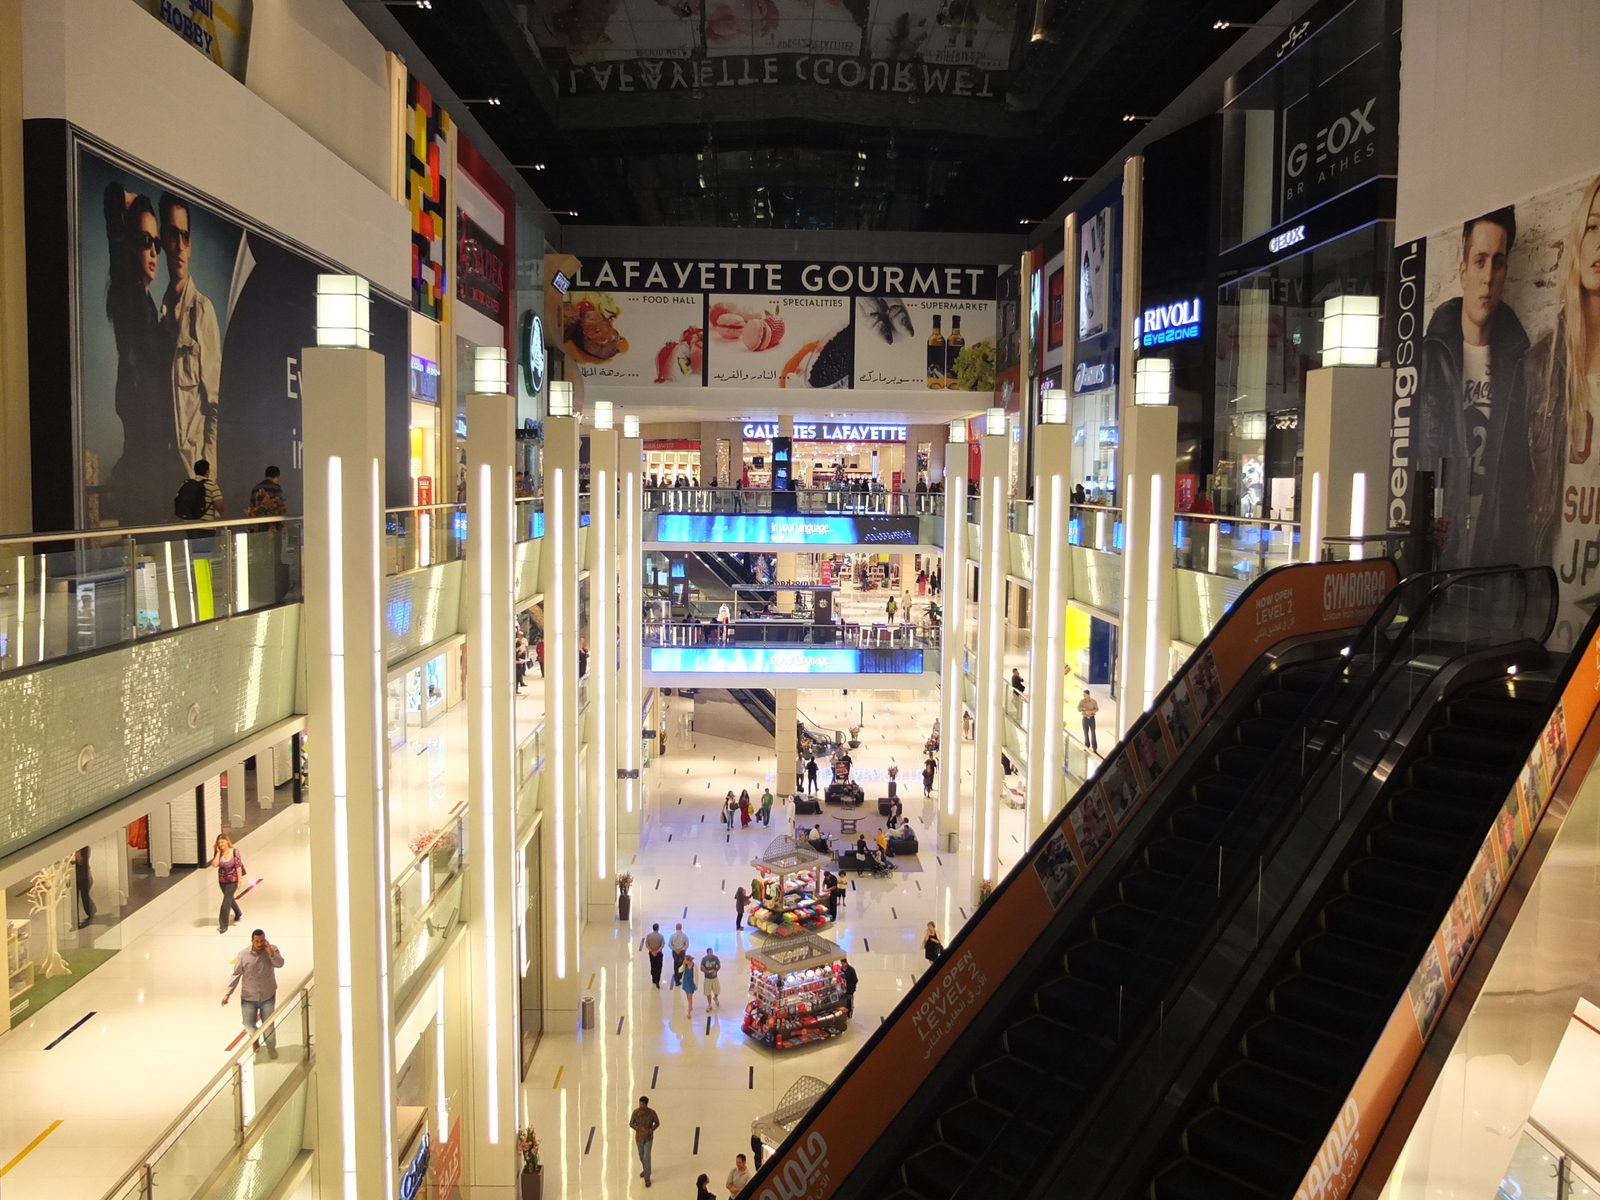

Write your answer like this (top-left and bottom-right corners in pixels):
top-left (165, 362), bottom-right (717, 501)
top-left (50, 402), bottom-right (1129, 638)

top-left (745, 560), bottom-right (1591, 1200)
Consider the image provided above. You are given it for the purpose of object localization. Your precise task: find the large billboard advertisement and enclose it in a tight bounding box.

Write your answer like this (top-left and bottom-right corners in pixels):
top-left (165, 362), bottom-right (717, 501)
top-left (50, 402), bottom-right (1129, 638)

top-left (654, 514), bottom-right (925, 545)
top-left (57, 139), bottom-right (410, 527)
top-left (1390, 169), bottom-right (1600, 650)
top-left (648, 646), bottom-right (924, 673)
top-left (547, 256), bottom-right (997, 391)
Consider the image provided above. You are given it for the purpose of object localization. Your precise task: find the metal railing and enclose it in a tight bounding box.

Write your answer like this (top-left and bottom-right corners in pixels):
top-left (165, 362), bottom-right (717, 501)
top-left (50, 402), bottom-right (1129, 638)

top-left (644, 487), bottom-right (940, 517)
top-left (515, 496), bottom-right (545, 542)
top-left (100, 981), bottom-right (313, 1200)
top-left (0, 516), bottom-right (301, 676)
top-left (1069, 504), bottom-right (1123, 554)
top-left (385, 503), bottom-right (466, 574)
top-left (392, 805), bottom-right (467, 950)
top-left (649, 620), bottom-right (939, 649)
top-left (1173, 512), bottom-right (1300, 582)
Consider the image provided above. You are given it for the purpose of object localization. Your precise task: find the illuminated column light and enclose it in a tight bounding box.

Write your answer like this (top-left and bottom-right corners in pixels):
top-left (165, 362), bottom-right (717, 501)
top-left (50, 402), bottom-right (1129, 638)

top-left (553, 467), bottom-right (567, 978)
top-left (434, 970), bottom-right (448, 1133)
top-left (1321, 296), bottom-right (1380, 367)
top-left (1144, 473), bottom-right (1163, 710)
top-left (595, 462), bottom-right (610, 879)
top-left (1134, 357), bottom-right (1172, 406)
top-left (315, 275), bottom-right (371, 350)
top-left (474, 345), bottom-right (509, 394)
top-left (1308, 472), bottom-right (1324, 566)
top-left (1348, 473), bottom-right (1367, 560)
top-left (474, 461), bottom-right (500, 1142)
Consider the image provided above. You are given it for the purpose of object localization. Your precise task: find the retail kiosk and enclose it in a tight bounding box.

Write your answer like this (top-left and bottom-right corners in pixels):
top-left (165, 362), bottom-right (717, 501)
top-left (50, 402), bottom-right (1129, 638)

top-left (742, 933), bottom-right (850, 1050)
top-left (746, 837), bottom-right (835, 937)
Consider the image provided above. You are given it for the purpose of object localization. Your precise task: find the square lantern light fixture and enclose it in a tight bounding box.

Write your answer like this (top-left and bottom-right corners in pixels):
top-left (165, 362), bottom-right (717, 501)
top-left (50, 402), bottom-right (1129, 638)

top-left (948, 418), bottom-right (968, 443)
top-left (986, 407), bottom-right (1006, 437)
top-left (1041, 387), bottom-right (1068, 424)
top-left (315, 274), bottom-right (370, 349)
top-left (592, 400), bottom-right (614, 430)
top-left (1134, 357), bottom-right (1172, 405)
top-left (1321, 295), bottom-right (1380, 366)
top-left (473, 345), bottom-right (509, 394)
top-left (548, 380), bottom-right (574, 417)
top-left (623, 414), bottom-right (640, 438)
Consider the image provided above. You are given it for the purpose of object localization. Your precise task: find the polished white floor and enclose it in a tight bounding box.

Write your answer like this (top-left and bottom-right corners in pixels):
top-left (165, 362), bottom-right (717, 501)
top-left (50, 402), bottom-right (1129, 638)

top-left (517, 687), bottom-right (1029, 1199)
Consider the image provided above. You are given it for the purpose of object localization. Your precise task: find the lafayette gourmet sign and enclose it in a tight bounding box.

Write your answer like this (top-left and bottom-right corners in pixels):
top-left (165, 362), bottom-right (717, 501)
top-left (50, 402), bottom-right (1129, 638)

top-left (562, 55), bottom-right (1003, 101)
top-left (565, 257), bottom-right (994, 299)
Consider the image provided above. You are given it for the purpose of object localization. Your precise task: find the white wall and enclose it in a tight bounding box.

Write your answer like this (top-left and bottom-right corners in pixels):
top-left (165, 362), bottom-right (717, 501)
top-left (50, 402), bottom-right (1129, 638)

top-left (21, 0), bottom-right (408, 297)
top-left (1396, 0), bottom-right (1600, 240)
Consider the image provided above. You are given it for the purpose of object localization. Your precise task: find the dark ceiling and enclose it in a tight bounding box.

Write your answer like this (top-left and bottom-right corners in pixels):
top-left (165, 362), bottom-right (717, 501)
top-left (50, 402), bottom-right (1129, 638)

top-left (386, 0), bottom-right (1279, 233)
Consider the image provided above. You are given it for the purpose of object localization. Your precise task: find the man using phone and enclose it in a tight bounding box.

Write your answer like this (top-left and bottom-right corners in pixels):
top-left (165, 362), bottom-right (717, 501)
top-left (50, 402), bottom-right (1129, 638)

top-left (223, 928), bottom-right (284, 1059)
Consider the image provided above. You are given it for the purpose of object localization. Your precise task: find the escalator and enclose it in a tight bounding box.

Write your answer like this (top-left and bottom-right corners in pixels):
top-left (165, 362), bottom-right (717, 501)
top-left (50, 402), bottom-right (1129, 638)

top-left (743, 563), bottom-right (1564, 1200)
top-left (730, 687), bottom-right (777, 737)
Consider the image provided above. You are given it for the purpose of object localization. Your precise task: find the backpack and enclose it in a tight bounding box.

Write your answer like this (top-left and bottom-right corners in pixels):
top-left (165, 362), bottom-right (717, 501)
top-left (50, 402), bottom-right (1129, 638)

top-left (174, 478), bottom-right (207, 520)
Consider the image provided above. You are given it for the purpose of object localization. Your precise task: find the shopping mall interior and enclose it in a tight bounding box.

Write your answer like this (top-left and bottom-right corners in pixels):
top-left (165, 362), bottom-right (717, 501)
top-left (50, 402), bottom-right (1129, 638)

top-left (2, 1), bottom-right (1599, 1199)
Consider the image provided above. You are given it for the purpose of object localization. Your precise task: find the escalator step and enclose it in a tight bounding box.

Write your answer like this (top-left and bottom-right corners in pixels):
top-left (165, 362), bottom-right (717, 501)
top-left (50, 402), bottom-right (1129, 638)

top-left (1367, 822), bottom-right (1474, 873)
top-left (1120, 868), bottom-right (1185, 911)
top-left (1033, 974), bottom-right (1111, 1027)
top-left (1183, 1107), bottom-right (1310, 1194)
top-left (1320, 893), bottom-right (1434, 950)
top-left (1388, 788), bottom-right (1495, 835)
top-left (1213, 1061), bottom-right (1340, 1138)
top-left (1427, 725), bottom-right (1530, 765)
top-left (1343, 856), bottom-right (1453, 911)
top-left (1063, 938), bottom-right (1130, 985)
top-left (902, 1141), bottom-right (976, 1200)
top-left (1240, 1016), bottom-right (1359, 1086)
top-left (937, 1099), bottom-right (1009, 1157)
top-left (1255, 690), bottom-right (1313, 722)
top-left (954, 1168), bottom-right (1029, 1200)
top-left (1144, 836), bottom-right (1206, 875)
top-left (1192, 774), bottom-right (1251, 809)
top-left (1268, 973), bottom-right (1390, 1040)
top-left (1004, 1015), bottom-right (1103, 1073)
top-left (1448, 696), bottom-right (1547, 735)
top-left (1238, 717), bottom-right (1293, 749)
top-left (970, 1056), bottom-right (1044, 1106)
top-left (1149, 1156), bottom-right (1275, 1200)
top-left (1409, 758), bottom-right (1509, 798)
top-left (1280, 667), bottom-right (1334, 693)
top-left (1216, 745), bottom-right (1274, 778)
top-left (1093, 904), bottom-right (1158, 947)
top-left (1296, 933), bottom-right (1409, 993)
top-left (1170, 804), bottom-right (1230, 842)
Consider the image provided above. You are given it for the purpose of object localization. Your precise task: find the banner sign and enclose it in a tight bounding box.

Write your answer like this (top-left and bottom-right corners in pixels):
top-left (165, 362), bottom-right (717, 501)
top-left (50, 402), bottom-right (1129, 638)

top-left (457, 212), bottom-right (507, 324)
top-left (1388, 168), bottom-right (1600, 651)
top-left (561, 55), bottom-right (1003, 100)
top-left (747, 559), bottom-right (1397, 1200)
top-left (1291, 612), bottom-right (1600, 1200)
top-left (648, 646), bottom-right (924, 674)
top-left (547, 255), bottom-right (997, 392)
top-left (140, 0), bottom-right (252, 81)
top-left (653, 514), bottom-right (924, 545)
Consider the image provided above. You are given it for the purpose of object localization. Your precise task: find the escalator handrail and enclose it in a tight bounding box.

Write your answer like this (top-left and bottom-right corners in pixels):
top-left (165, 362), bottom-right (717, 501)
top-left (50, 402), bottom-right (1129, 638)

top-left (1013, 565), bottom-right (1558, 1198)
top-left (739, 558), bottom-right (1398, 1200)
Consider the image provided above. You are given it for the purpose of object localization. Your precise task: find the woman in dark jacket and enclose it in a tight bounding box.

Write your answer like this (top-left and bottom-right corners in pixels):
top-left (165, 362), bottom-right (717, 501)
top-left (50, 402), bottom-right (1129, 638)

top-left (923, 922), bottom-right (943, 964)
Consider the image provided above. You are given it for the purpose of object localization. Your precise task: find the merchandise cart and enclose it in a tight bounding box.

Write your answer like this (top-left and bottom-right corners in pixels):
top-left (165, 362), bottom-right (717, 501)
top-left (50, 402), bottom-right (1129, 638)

top-left (742, 933), bottom-right (850, 1050)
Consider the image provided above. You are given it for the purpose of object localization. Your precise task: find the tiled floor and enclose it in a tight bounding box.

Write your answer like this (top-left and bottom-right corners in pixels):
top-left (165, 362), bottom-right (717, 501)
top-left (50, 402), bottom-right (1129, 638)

top-left (517, 686), bottom-right (1027, 1199)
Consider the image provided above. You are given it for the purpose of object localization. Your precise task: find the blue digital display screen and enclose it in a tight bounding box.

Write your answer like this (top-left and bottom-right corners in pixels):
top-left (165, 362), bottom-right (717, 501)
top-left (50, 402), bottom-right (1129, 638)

top-left (654, 515), bottom-right (920, 545)
top-left (648, 646), bottom-right (924, 674)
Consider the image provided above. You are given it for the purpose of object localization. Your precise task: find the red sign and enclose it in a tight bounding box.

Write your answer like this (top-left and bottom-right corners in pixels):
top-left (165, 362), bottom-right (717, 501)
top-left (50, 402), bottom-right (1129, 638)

top-left (416, 476), bottom-right (434, 507)
top-left (1175, 474), bottom-right (1197, 511)
top-left (457, 212), bottom-right (507, 323)
top-left (432, 1119), bottom-right (462, 1200)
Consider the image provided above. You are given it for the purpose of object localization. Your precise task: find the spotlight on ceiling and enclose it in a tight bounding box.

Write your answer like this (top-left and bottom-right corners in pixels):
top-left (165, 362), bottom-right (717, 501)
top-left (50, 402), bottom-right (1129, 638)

top-left (1062, 174), bottom-right (1080, 182)
top-left (1214, 19), bottom-right (1284, 29)
top-left (1123, 113), bottom-right (1154, 122)
top-left (462, 97), bottom-right (502, 106)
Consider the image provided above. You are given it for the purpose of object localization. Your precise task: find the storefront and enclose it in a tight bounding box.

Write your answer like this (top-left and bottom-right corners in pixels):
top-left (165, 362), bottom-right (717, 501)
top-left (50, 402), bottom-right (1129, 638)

top-left (1069, 179), bottom-right (1127, 505)
top-left (1209, 0), bottom-right (1401, 516)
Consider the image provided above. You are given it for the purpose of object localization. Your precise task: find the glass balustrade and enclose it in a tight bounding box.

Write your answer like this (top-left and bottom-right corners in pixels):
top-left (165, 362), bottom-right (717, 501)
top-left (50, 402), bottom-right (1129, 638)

top-left (384, 504), bottom-right (466, 574)
top-left (1173, 512), bottom-right (1300, 582)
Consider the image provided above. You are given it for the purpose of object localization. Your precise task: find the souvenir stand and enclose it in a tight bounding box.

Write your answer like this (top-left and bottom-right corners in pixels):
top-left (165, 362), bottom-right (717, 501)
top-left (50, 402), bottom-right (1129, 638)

top-left (752, 1076), bottom-right (829, 1154)
top-left (742, 933), bottom-right (850, 1050)
top-left (746, 836), bottom-right (834, 937)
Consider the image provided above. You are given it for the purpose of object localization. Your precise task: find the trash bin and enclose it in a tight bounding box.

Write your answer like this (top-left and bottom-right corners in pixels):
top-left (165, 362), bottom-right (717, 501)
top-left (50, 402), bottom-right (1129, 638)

top-left (580, 996), bottom-right (596, 1029)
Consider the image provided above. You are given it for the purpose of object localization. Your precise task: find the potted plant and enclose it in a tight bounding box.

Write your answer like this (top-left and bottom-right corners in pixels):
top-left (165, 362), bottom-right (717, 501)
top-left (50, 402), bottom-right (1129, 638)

top-left (616, 873), bottom-right (633, 921)
top-left (517, 1126), bottom-right (542, 1200)
top-left (976, 879), bottom-right (996, 906)
top-left (847, 725), bottom-right (862, 749)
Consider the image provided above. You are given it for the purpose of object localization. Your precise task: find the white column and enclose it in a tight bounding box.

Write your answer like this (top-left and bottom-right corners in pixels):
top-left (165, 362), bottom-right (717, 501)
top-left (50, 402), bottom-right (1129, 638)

top-left (972, 427), bottom-right (1008, 899)
top-left (541, 411), bottom-right (582, 1017)
top-left (1302, 367), bottom-right (1395, 561)
top-left (619, 425), bottom-right (644, 841)
top-left (1117, 403), bottom-right (1179, 737)
top-left (225, 760), bottom-right (248, 827)
top-left (586, 422), bottom-right (618, 919)
top-left (302, 344), bottom-right (395, 1200)
top-left (774, 690), bottom-right (799, 775)
top-left (464, 390), bottom-right (518, 1184)
top-left (938, 426), bottom-right (969, 851)
top-left (1026, 419), bottom-right (1072, 834)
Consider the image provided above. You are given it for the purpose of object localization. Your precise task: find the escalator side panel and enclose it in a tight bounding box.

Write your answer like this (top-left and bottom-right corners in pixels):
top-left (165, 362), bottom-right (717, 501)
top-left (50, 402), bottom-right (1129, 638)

top-left (744, 559), bottom-right (1398, 1200)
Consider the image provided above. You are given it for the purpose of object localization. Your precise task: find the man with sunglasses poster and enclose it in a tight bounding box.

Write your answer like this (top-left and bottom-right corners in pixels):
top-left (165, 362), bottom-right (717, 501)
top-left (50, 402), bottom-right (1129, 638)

top-left (159, 193), bottom-right (222, 488)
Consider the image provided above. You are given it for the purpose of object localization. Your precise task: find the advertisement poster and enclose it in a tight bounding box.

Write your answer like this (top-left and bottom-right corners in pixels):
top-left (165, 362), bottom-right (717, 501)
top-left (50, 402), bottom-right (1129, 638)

top-left (1391, 170), bottom-right (1600, 649)
top-left (1079, 204), bottom-right (1113, 340)
top-left (75, 145), bottom-right (409, 526)
top-left (560, 290), bottom-right (705, 385)
top-left (853, 297), bottom-right (996, 391)
top-left (708, 295), bottom-right (851, 387)
top-left (138, 0), bottom-right (253, 81)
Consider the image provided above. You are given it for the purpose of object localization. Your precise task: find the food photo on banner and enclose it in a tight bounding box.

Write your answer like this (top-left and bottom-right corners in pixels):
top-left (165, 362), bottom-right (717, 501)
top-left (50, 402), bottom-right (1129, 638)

top-left (72, 144), bottom-right (410, 527)
top-left (1393, 169), bottom-right (1600, 649)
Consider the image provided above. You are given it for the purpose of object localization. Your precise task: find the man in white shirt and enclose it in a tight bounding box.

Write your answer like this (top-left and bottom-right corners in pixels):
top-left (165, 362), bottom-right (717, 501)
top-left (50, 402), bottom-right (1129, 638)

top-left (725, 1154), bottom-right (752, 1195)
top-left (159, 193), bottom-right (222, 482)
top-left (668, 923), bottom-right (689, 988)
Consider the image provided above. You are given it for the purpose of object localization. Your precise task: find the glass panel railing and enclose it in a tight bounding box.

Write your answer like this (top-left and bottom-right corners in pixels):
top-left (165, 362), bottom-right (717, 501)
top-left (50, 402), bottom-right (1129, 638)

top-left (101, 983), bottom-right (313, 1200)
top-left (647, 621), bottom-right (940, 649)
top-left (392, 805), bottom-right (467, 948)
top-left (517, 722), bottom-right (545, 788)
top-left (391, 870), bottom-right (464, 1004)
top-left (1173, 512), bottom-right (1300, 582)
top-left (515, 496), bottom-right (545, 541)
top-left (1067, 504), bottom-right (1123, 554)
top-left (0, 517), bottom-right (302, 675)
top-left (384, 504), bottom-right (466, 574)
top-left (644, 487), bottom-right (938, 517)
top-left (1007, 500), bottom-right (1034, 536)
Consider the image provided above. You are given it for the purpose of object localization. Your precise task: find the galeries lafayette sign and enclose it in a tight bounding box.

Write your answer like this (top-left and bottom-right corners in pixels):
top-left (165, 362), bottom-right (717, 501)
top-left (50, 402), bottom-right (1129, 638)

top-left (561, 54), bottom-right (1003, 100)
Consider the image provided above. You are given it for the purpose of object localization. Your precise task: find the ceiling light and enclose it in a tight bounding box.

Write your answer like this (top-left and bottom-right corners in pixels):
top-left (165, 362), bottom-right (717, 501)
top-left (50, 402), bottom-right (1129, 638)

top-left (462, 98), bottom-right (503, 106)
top-left (1062, 174), bottom-right (1081, 182)
top-left (1214, 20), bottom-right (1284, 29)
top-left (1123, 113), bottom-right (1154, 122)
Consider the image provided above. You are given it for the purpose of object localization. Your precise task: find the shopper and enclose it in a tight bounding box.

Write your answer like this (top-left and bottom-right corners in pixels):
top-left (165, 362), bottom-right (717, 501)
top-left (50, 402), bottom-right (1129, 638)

top-left (695, 1174), bottom-right (716, 1200)
top-left (923, 922), bottom-right (944, 966)
top-left (174, 458), bottom-right (225, 522)
top-left (823, 871), bottom-right (842, 919)
top-left (1011, 668), bottom-right (1025, 696)
top-left (210, 833), bottom-right (247, 934)
top-left (885, 595), bottom-right (898, 622)
top-left (514, 632), bottom-right (529, 693)
top-left (1078, 689), bottom-right (1100, 752)
top-left (795, 751), bottom-right (806, 792)
top-left (72, 846), bottom-right (96, 926)
top-left (680, 954), bottom-right (698, 1015)
top-left (700, 949), bottom-right (721, 1009)
top-left (629, 1096), bottom-right (660, 1188)
top-left (725, 1154), bottom-right (753, 1196)
top-left (840, 955), bottom-right (858, 1017)
top-left (738, 790), bottom-right (751, 828)
top-left (723, 791), bottom-right (737, 830)
top-left (222, 928), bottom-right (283, 1059)
top-left (759, 788), bottom-right (774, 826)
top-left (805, 756), bottom-right (819, 793)
top-left (751, 1132), bottom-right (766, 1169)
top-left (644, 924), bottom-right (665, 988)
top-left (247, 465), bottom-right (286, 516)
top-left (668, 923), bottom-right (690, 986)
top-left (923, 756), bottom-right (936, 798)
top-left (733, 887), bottom-right (749, 932)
